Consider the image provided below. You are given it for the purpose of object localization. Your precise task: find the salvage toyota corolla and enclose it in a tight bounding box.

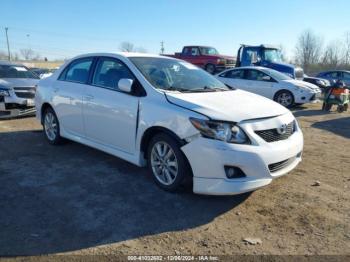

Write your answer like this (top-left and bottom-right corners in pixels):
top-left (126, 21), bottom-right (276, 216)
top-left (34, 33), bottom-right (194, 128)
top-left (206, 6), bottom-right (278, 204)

top-left (35, 53), bottom-right (303, 195)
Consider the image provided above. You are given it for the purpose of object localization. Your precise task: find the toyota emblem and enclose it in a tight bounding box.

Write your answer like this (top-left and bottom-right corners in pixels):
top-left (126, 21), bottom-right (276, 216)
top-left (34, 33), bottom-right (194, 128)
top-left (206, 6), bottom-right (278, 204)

top-left (277, 124), bottom-right (288, 135)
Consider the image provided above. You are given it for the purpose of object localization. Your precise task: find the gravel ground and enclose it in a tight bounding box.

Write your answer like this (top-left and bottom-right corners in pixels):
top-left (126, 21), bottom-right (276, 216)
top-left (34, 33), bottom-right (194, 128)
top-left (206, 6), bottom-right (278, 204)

top-left (0, 103), bottom-right (349, 257)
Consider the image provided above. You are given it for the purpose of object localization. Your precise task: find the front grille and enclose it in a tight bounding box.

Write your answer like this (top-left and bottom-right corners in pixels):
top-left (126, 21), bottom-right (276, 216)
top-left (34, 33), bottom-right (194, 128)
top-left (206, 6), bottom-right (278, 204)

top-left (255, 121), bottom-right (295, 142)
top-left (14, 87), bottom-right (36, 99)
top-left (226, 59), bottom-right (235, 65)
top-left (268, 157), bottom-right (296, 173)
top-left (309, 94), bottom-right (316, 101)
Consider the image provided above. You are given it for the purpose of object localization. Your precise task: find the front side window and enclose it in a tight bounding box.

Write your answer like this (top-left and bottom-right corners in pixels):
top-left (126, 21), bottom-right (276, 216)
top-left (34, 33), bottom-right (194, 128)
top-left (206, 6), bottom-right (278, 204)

top-left (342, 72), bottom-right (350, 80)
top-left (92, 58), bottom-right (134, 90)
top-left (0, 65), bottom-right (39, 79)
top-left (246, 70), bottom-right (270, 81)
top-left (221, 69), bottom-right (244, 79)
top-left (263, 49), bottom-right (283, 62)
top-left (325, 72), bottom-right (339, 79)
top-left (130, 57), bottom-right (229, 92)
top-left (242, 48), bottom-right (259, 64)
top-left (64, 58), bottom-right (93, 83)
top-left (191, 48), bottom-right (200, 56)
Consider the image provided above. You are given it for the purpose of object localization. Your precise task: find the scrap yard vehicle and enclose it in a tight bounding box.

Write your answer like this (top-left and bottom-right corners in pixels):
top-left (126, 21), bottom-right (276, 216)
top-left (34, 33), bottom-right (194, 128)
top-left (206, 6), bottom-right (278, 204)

top-left (164, 46), bottom-right (235, 74)
top-left (216, 66), bottom-right (321, 108)
top-left (35, 52), bottom-right (303, 195)
top-left (0, 61), bottom-right (39, 118)
top-left (236, 44), bottom-right (304, 80)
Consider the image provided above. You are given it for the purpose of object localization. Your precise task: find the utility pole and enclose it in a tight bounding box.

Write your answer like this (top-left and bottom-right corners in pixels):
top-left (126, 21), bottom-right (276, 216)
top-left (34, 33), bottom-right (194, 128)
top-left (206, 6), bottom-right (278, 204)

top-left (160, 41), bottom-right (164, 54)
top-left (5, 27), bottom-right (11, 61)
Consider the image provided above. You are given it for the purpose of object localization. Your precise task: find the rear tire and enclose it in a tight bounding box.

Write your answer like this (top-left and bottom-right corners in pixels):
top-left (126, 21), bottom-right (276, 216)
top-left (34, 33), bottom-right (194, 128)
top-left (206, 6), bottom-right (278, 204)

top-left (205, 64), bottom-right (216, 74)
top-left (274, 90), bottom-right (294, 108)
top-left (147, 133), bottom-right (191, 192)
top-left (43, 107), bottom-right (63, 145)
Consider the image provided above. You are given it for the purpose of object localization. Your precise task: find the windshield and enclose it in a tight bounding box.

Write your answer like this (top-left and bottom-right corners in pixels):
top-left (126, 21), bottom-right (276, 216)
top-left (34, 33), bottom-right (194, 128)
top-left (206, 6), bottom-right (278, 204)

top-left (261, 68), bottom-right (292, 81)
top-left (199, 47), bottom-right (219, 55)
top-left (263, 49), bottom-right (283, 63)
top-left (0, 65), bottom-right (39, 79)
top-left (130, 57), bottom-right (230, 92)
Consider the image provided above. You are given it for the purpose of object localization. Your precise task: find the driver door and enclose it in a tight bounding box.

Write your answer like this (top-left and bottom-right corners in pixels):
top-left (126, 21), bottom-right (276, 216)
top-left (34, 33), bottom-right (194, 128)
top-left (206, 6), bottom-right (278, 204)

top-left (83, 57), bottom-right (139, 154)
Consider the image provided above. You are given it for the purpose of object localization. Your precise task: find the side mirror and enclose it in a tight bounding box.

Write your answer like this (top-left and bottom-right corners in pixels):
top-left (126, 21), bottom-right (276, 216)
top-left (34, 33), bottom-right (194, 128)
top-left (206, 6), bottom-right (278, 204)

top-left (262, 75), bottom-right (271, 81)
top-left (118, 78), bottom-right (133, 93)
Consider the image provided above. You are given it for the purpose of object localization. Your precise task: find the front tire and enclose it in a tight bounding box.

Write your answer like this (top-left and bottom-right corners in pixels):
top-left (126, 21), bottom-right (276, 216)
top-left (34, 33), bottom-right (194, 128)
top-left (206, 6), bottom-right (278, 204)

top-left (147, 133), bottom-right (191, 192)
top-left (274, 90), bottom-right (295, 108)
top-left (43, 107), bottom-right (63, 145)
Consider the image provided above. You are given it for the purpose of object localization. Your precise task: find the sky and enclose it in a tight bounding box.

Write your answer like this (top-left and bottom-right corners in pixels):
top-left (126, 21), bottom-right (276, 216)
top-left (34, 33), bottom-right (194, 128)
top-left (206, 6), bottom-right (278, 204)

top-left (0, 0), bottom-right (349, 60)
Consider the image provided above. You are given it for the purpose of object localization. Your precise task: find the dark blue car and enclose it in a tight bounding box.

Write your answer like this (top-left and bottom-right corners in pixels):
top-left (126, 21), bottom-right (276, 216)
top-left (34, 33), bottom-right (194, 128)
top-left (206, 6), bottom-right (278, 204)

top-left (317, 70), bottom-right (350, 86)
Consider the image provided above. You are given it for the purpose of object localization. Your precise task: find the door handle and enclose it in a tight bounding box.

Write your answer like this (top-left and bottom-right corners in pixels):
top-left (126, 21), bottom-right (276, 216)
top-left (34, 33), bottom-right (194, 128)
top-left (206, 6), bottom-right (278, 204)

top-left (84, 94), bottom-right (94, 101)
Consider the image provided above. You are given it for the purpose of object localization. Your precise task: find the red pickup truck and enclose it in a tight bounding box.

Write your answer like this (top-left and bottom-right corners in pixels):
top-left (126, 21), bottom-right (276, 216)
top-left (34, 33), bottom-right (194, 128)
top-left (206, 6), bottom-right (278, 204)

top-left (164, 46), bottom-right (235, 74)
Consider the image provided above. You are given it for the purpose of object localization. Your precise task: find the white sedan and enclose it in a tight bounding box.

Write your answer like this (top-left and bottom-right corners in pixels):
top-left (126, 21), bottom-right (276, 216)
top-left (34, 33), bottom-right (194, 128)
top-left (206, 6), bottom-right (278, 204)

top-left (216, 66), bottom-right (321, 107)
top-left (35, 53), bottom-right (303, 195)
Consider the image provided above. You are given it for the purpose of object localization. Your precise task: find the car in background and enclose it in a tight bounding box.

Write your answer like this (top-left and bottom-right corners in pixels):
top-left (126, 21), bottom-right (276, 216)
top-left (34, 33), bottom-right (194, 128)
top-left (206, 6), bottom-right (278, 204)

top-left (0, 61), bottom-right (39, 118)
top-left (35, 52), bottom-right (303, 195)
top-left (216, 67), bottom-right (321, 108)
top-left (316, 70), bottom-right (350, 86)
top-left (30, 67), bottom-right (58, 79)
top-left (164, 46), bottom-right (235, 74)
top-left (303, 74), bottom-right (330, 90)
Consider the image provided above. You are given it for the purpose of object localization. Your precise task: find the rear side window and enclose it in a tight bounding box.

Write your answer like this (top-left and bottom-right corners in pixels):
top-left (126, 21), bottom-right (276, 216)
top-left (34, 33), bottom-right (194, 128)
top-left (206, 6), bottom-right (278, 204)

top-left (325, 71), bottom-right (339, 78)
top-left (220, 69), bottom-right (244, 79)
top-left (92, 58), bottom-right (135, 90)
top-left (60, 58), bottom-right (93, 83)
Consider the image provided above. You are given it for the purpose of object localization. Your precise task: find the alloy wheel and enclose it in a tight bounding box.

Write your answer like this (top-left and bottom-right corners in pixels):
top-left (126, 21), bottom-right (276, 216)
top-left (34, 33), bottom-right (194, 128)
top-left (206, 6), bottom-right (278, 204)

top-left (150, 141), bottom-right (178, 186)
top-left (44, 112), bottom-right (58, 141)
top-left (277, 92), bottom-right (293, 107)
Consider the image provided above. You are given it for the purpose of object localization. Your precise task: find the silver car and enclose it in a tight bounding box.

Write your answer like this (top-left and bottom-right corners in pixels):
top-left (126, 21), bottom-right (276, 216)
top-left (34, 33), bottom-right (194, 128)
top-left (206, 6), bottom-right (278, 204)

top-left (0, 61), bottom-right (40, 118)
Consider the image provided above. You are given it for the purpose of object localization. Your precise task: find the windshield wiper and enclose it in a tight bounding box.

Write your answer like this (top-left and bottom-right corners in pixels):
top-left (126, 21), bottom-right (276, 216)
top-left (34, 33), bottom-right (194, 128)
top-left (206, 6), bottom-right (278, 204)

top-left (189, 86), bottom-right (229, 92)
top-left (164, 86), bottom-right (190, 92)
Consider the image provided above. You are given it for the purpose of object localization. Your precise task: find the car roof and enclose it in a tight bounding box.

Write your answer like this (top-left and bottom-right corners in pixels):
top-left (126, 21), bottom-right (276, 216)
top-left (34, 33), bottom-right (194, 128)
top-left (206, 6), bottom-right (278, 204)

top-left (319, 70), bottom-right (350, 74)
top-left (72, 52), bottom-right (166, 59)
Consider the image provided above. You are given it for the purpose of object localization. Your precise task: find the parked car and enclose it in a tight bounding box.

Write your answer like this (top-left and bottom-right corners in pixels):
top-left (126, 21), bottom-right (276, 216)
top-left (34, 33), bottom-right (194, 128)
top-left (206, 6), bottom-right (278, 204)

top-left (316, 70), bottom-right (350, 86)
top-left (164, 46), bottom-right (235, 74)
top-left (303, 74), bottom-right (330, 90)
top-left (0, 61), bottom-right (39, 118)
top-left (216, 67), bottom-right (321, 108)
top-left (236, 44), bottom-right (304, 80)
top-left (30, 67), bottom-right (59, 79)
top-left (35, 53), bottom-right (303, 195)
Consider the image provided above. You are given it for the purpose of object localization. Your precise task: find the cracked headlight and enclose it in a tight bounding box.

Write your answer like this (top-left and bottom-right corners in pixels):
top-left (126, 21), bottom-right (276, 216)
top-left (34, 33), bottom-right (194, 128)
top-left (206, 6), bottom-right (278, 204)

top-left (189, 117), bottom-right (249, 144)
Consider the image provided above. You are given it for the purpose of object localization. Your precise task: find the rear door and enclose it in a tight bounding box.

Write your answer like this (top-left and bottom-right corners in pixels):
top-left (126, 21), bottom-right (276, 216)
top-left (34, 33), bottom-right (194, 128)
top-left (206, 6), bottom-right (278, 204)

top-left (53, 57), bottom-right (94, 137)
top-left (83, 57), bottom-right (139, 154)
top-left (218, 69), bottom-right (246, 89)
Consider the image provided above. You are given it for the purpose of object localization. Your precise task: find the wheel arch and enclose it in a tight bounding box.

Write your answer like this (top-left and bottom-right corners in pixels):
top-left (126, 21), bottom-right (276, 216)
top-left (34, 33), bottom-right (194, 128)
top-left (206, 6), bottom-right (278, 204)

top-left (40, 102), bottom-right (54, 125)
top-left (140, 126), bottom-right (186, 159)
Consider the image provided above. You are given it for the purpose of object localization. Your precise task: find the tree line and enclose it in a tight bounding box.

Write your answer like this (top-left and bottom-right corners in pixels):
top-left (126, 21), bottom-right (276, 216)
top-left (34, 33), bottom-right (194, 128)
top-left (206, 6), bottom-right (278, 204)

top-left (294, 30), bottom-right (350, 74)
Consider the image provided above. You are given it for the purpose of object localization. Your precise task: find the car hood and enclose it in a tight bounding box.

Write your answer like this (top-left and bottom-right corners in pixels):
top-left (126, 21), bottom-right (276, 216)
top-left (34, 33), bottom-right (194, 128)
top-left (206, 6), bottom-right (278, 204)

top-left (165, 90), bottom-right (289, 122)
top-left (283, 79), bottom-right (320, 91)
top-left (0, 78), bottom-right (39, 89)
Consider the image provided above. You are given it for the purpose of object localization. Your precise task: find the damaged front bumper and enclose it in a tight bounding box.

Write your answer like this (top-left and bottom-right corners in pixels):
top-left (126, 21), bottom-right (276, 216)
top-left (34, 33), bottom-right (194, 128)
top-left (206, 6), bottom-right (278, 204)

top-left (0, 90), bottom-right (36, 119)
